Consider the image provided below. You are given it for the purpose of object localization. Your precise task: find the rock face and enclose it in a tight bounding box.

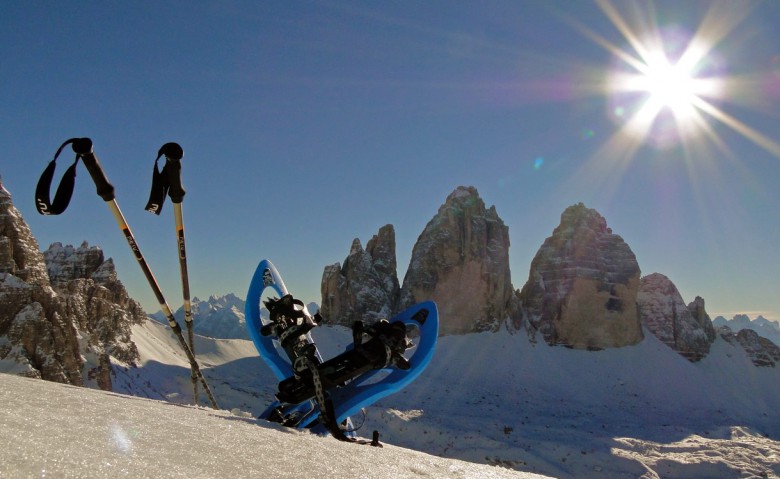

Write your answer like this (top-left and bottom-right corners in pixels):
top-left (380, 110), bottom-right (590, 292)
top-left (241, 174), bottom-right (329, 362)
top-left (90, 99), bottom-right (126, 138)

top-left (637, 273), bottom-right (714, 361)
top-left (398, 186), bottom-right (515, 335)
top-left (519, 203), bottom-right (643, 349)
top-left (0, 182), bottom-right (49, 288)
top-left (0, 178), bottom-right (143, 390)
top-left (687, 296), bottom-right (717, 343)
top-left (717, 326), bottom-right (780, 367)
top-left (320, 224), bottom-right (400, 327)
top-left (44, 241), bottom-right (107, 285)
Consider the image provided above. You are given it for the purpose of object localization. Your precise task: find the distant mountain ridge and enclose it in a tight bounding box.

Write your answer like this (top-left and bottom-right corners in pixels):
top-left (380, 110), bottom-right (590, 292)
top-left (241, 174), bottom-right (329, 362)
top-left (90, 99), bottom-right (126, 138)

top-left (150, 293), bottom-right (249, 340)
top-left (713, 314), bottom-right (780, 347)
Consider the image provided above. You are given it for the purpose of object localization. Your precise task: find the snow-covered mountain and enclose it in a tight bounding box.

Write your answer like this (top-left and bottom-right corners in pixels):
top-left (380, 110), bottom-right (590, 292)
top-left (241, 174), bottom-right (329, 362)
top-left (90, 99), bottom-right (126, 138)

top-left (713, 314), bottom-right (780, 347)
top-left (150, 293), bottom-right (249, 340)
top-left (105, 319), bottom-right (780, 479)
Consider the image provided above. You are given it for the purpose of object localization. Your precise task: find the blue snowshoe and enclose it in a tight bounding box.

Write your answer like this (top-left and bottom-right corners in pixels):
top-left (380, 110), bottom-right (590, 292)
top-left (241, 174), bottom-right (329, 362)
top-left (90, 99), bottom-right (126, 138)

top-left (245, 259), bottom-right (438, 441)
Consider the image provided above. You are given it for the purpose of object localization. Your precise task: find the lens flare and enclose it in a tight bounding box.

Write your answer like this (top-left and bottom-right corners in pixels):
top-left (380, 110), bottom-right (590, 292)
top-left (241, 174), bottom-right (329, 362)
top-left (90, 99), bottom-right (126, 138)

top-left (581, 129), bottom-right (596, 140)
top-left (571, 0), bottom-right (780, 159)
top-left (109, 424), bottom-right (133, 454)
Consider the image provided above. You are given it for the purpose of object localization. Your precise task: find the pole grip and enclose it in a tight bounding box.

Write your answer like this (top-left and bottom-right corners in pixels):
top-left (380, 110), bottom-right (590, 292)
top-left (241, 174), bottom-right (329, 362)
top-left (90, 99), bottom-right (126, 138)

top-left (72, 138), bottom-right (115, 201)
top-left (160, 142), bottom-right (185, 203)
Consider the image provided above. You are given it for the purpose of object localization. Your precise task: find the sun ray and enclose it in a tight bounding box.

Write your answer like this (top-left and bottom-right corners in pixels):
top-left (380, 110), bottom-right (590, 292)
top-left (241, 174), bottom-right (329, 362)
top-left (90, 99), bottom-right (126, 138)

top-left (561, 5), bottom-right (651, 76)
top-left (594, 0), bottom-right (658, 72)
top-left (693, 97), bottom-right (780, 157)
top-left (684, 0), bottom-right (755, 61)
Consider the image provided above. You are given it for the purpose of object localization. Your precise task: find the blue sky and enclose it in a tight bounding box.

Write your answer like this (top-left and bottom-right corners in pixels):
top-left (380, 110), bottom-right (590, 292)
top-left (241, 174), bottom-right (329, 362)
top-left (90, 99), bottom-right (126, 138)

top-left (2, 1), bottom-right (779, 321)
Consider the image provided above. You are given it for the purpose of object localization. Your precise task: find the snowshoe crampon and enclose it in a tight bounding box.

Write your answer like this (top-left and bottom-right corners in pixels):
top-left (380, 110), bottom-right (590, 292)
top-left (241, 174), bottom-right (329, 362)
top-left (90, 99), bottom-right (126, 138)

top-left (245, 259), bottom-right (438, 439)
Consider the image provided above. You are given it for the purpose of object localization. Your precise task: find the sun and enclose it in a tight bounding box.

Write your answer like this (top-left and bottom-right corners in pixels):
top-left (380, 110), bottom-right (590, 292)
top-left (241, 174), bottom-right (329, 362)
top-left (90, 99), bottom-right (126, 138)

top-left (582, 0), bottom-right (780, 157)
top-left (637, 54), bottom-right (705, 117)
top-left (605, 26), bottom-right (726, 149)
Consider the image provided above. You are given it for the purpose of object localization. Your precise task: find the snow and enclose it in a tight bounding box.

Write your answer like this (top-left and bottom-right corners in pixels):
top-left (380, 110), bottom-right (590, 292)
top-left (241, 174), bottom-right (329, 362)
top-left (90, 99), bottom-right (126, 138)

top-left (365, 329), bottom-right (780, 477)
top-left (611, 427), bottom-right (779, 479)
top-left (4, 318), bottom-right (780, 478)
top-left (0, 373), bottom-right (547, 479)
top-left (0, 272), bottom-right (30, 289)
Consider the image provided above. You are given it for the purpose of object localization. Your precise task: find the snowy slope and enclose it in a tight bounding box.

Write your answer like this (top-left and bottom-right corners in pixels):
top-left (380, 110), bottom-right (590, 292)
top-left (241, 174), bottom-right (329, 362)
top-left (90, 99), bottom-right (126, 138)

top-left (0, 373), bottom-right (549, 479)
top-left (109, 319), bottom-right (780, 479)
top-left (364, 329), bottom-right (780, 478)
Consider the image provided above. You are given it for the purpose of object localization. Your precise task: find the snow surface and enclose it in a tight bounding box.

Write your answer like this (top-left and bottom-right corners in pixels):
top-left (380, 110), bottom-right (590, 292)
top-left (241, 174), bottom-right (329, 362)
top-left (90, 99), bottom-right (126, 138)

top-left (5, 318), bottom-right (780, 478)
top-left (0, 373), bottom-right (548, 479)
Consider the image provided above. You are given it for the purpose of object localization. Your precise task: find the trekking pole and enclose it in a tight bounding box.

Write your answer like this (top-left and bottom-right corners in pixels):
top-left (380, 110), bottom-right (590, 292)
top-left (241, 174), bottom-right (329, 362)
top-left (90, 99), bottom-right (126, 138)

top-left (145, 142), bottom-right (198, 404)
top-left (35, 137), bottom-right (219, 410)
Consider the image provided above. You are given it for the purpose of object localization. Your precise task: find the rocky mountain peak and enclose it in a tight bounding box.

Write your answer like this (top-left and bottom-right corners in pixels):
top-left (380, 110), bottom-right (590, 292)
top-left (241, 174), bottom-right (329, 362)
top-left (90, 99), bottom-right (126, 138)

top-left (320, 187), bottom-right (517, 335)
top-left (637, 273), bottom-right (714, 361)
top-left (365, 224), bottom-right (397, 287)
top-left (0, 179), bottom-right (144, 389)
top-left (519, 203), bottom-right (643, 349)
top-left (557, 202), bottom-right (611, 235)
top-left (398, 186), bottom-right (515, 335)
top-left (713, 314), bottom-right (780, 347)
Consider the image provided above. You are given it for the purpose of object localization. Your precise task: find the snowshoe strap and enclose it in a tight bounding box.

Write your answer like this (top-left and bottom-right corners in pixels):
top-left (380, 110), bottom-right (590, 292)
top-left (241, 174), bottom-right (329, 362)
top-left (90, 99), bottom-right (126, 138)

top-left (291, 343), bottom-right (318, 377)
top-left (145, 142), bottom-right (185, 215)
top-left (305, 355), bottom-right (350, 441)
top-left (35, 138), bottom-right (82, 215)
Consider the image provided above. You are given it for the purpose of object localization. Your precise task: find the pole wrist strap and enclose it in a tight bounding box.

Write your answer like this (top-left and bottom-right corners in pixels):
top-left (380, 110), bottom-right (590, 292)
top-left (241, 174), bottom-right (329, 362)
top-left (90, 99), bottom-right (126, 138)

top-left (35, 138), bottom-right (81, 215)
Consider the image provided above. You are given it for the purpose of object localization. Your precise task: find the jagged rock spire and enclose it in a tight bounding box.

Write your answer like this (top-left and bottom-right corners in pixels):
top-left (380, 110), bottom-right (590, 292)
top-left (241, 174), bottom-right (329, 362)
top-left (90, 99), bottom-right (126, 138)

top-left (320, 224), bottom-right (400, 326)
top-left (399, 186), bottom-right (515, 335)
top-left (0, 176), bottom-right (49, 286)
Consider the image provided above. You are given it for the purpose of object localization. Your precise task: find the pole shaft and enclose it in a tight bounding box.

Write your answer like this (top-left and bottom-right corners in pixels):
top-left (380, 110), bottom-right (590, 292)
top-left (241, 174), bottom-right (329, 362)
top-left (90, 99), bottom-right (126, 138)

top-left (173, 203), bottom-right (193, 324)
top-left (106, 200), bottom-right (219, 409)
top-left (173, 202), bottom-right (199, 404)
